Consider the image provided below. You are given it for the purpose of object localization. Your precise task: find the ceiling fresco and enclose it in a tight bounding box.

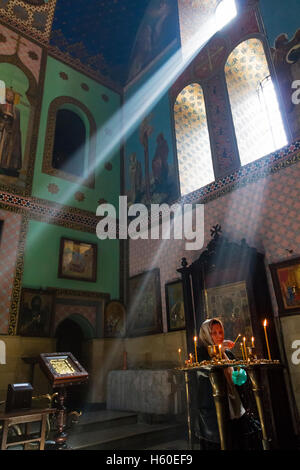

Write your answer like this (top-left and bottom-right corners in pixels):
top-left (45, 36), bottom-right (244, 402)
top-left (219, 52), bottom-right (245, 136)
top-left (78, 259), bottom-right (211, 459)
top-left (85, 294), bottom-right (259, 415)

top-left (50, 0), bottom-right (180, 87)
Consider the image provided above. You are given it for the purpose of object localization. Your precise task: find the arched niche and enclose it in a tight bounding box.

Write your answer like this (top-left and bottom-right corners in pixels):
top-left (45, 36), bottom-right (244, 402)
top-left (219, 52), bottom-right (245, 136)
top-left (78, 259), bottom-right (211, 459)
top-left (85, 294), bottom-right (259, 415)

top-left (42, 96), bottom-right (97, 188)
top-left (174, 83), bottom-right (214, 196)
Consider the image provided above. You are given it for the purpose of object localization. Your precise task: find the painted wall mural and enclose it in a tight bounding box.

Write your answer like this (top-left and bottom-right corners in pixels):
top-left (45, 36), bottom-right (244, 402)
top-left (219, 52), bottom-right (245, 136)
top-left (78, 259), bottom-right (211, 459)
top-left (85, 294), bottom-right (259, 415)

top-left (126, 107), bottom-right (179, 206)
top-left (127, 0), bottom-right (180, 83)
top-left (0, 23), bottom-right (42, 195)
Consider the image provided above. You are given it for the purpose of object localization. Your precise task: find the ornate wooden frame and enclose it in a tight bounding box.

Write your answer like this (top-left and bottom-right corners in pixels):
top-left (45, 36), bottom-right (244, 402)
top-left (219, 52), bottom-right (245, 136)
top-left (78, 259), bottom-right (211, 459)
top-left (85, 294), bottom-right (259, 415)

top-left (270, 257), bottom-right (300, 316)
top-left (58, 236), bottom-right (98, 283)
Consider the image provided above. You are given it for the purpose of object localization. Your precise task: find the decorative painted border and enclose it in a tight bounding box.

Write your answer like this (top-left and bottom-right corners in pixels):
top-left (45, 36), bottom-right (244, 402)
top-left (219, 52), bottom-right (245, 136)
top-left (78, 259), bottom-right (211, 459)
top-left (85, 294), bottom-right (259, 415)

top-left (8, 214), bottom-right (28, 335)
top-left (42, 96), bottom-right (97, 189)
top-left (54, 287), bottom-right (110, 301)
top-left (0, 192), bottom-right (98, 233)
top-left (0, 140), bottom-right (299, 232)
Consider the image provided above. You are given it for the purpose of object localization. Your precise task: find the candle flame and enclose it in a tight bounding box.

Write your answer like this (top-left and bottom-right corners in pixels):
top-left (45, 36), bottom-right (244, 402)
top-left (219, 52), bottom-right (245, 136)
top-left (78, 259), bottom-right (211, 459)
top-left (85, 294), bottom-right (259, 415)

top-left (178, 348), bottom-right (181, 353)
top-left (264, 319), bottom-right (267, 327)
top-left (194, 336), bottom-right (197, 342)
top-left (243, 337), bottom-right (246, 342)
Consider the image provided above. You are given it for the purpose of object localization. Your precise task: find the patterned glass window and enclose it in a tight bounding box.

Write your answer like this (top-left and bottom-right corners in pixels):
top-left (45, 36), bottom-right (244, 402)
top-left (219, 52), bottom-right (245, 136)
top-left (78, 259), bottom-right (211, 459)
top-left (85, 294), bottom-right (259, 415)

top-left (225, 39), bottom-right (287, 166)
top-left (174, 83), bottom-right (214, 196)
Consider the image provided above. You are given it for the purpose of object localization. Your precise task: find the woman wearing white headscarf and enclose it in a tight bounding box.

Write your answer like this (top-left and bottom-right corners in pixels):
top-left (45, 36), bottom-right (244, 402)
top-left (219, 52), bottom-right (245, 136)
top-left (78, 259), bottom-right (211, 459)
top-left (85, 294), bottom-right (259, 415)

top-left (194, 318), bottom-right (261, 450)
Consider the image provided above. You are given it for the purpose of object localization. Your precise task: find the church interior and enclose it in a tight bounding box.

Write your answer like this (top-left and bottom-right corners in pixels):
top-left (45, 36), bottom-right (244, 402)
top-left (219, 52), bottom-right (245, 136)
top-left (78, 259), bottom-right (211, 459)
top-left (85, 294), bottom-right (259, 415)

top-left (0, 0), bottom-right (300, 451)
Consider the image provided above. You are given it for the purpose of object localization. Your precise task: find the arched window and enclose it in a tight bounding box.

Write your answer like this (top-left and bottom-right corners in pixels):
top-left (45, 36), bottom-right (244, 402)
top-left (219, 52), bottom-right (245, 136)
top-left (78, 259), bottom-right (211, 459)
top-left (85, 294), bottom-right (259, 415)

top-left (174, 83), bottom-right (214, 196)
top-left (43, 97), bottom-right (97, 188)
top-left (225, 38), bottom-right (287, 166)
top-left (52, 108), bottom-right (86, 178)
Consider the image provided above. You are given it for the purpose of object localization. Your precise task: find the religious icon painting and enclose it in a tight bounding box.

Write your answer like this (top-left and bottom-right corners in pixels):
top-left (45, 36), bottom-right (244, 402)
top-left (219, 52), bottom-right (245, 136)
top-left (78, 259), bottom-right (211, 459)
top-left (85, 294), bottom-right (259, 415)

top-left (0, 37), bottom-right (42, 194)
top-left (17, 288), bottom-right (55, 337)
top-left (205, 281), bottom-right (253, 358)
top-left (104, 301), bottom-right (126, 338)
top-left (165, 279), bottom-right (186, 332)
top-left (270, 257), bottom-right (300, 315)
top-left (127, 268), bottom-right (162, 337)
top-left (58, 237), bottom-right (97, 282)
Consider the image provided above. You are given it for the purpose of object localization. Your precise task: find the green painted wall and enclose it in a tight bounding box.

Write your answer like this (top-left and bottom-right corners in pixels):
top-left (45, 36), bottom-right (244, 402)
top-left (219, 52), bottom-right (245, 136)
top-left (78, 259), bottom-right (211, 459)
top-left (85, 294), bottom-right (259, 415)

top-left (23, 220), bottom-right (119, 299)
top-left (32, 55), bottom-right (121, 213)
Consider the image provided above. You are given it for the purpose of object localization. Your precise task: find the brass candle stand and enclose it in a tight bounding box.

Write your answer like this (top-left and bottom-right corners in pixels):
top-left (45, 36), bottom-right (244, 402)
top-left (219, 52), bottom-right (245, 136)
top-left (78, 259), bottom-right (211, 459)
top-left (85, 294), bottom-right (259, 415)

top-left (176, 358), bottom-right (281, 450)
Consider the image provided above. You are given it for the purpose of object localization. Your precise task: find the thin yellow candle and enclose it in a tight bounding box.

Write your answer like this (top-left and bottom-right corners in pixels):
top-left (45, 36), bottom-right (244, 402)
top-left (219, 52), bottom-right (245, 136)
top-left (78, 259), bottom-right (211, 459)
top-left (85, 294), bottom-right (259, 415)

top-left (263, 319), bottom-right (271, 360)
top-left (240, 342), bottom-right (245, 360)
top-left (233, 333), bottom-right (241, 345)
top-left (218, 344), bottom-right (222, 360)
top-left (243, 337), bottom-right (248, 361)
top-left (178, 348), bottom-right (182, 367)
top-left (251, 337), bottom-right (255, 348)
top-left (194, 336), bottom-right (198, 363)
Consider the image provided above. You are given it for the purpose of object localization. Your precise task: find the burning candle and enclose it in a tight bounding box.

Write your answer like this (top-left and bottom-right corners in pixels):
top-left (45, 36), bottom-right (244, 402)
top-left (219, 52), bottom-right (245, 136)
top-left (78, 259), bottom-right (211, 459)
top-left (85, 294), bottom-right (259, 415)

top-left (218, 344), bottom-right (222, 360)
top-left (189, 353), bottom-right (193, 364)
top-left (243, 337), bottom-right (248, 361)
top-left (263, 319), bottom-right (271, 360)
top-left (240, 342), bottom-right (245, 360)
top-left (251, 337), bottom-right (255, 348)
top-left (194, 336), bottom-right (198, 363)
top-left (178, 348), bottom-right (182, 367)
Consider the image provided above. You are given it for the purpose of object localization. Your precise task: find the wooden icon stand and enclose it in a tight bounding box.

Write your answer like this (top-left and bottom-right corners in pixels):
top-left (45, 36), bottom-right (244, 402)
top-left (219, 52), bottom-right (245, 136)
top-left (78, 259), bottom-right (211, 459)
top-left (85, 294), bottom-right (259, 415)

top-left (38, 352), bottom-right (88, 450)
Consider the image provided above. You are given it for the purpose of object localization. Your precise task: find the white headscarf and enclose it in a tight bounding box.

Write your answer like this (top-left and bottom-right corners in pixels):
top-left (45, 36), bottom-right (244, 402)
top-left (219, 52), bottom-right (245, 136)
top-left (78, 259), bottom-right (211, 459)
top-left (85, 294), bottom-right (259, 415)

top-left (199, 318), bottom-right (224, 347)
top-left (199, 317), bottom-right (245, 420)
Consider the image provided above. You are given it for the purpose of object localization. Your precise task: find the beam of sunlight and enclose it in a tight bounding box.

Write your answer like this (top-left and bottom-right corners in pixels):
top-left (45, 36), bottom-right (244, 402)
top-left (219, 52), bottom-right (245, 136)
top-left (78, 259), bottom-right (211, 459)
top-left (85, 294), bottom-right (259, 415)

top-left (215, 0), bottom-right (237, 31)
top-left (27, 17), bottom-right (218, 250)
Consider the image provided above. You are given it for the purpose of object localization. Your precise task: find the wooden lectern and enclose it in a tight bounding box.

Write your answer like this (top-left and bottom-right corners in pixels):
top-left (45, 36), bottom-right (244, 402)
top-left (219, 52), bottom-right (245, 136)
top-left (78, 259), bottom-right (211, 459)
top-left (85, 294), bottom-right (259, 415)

top-left (39, 352), bottom-right (88, 450)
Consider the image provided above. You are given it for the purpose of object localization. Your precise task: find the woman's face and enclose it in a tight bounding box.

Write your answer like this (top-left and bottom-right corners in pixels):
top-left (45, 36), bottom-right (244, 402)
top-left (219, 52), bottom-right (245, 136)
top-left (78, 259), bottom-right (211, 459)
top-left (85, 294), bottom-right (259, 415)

top-left (211, 323), bottom-right (224, 345)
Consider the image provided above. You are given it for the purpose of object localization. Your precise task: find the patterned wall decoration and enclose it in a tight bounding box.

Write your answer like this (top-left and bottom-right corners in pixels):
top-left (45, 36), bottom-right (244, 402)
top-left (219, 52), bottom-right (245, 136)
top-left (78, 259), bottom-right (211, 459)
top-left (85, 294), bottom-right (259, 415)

top-left (0, 0), bottom-right (57, 43)
top-left (225, 38), bottom-right (283, 166)
top-left (129, 157), bottom-right (300, 332)
top-left (174, 83), bottom-right (214, 195)
top-left (0, 208), bottom-right (23, 334)
top-left (205, 72), bottom-right (240, 175)
top-left (54, 303), bottom-right (97, 336)
top-left (0, 23), bottom-right (42, 82)
top-left (53, 288), bottom-right (108, 337)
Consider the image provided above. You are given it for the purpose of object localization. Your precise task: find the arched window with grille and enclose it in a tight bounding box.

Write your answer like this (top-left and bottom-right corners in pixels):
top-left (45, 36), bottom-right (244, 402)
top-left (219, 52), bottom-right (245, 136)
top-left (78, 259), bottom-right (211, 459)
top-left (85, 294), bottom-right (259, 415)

top-left (225, 38), bottom-right (287, 166)
top-left (174, 83), bottom-right (214, 196)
